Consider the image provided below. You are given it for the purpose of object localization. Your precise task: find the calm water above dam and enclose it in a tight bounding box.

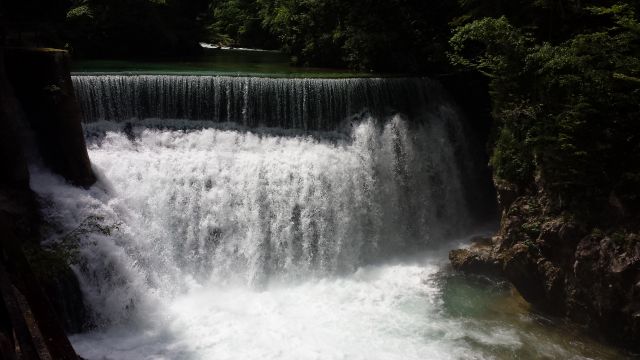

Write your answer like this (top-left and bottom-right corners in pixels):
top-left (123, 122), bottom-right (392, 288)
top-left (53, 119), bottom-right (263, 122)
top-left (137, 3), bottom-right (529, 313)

top-left (72, 48), bottom-right (368, 77)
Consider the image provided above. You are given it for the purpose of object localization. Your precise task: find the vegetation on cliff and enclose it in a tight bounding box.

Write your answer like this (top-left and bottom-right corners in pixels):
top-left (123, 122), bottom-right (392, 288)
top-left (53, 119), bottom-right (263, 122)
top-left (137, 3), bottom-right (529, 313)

top-left (449, 2), bottom-right (640, 220)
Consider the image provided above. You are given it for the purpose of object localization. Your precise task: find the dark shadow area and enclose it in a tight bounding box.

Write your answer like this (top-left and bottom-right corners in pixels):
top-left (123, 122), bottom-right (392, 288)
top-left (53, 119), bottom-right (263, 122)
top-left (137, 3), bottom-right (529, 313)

top-left (0, 48), bottom-right (82, 359)
top-left (439, 71), bottom-right (497, 226)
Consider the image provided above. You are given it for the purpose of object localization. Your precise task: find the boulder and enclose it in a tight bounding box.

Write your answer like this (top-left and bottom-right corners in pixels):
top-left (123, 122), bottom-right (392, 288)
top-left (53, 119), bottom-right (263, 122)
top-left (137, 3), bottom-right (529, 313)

top-left (449, 236), bottom-right (502, 275)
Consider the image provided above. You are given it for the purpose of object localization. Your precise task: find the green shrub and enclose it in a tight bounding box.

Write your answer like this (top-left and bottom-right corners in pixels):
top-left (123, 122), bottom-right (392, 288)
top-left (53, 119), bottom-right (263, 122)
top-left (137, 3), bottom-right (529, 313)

top-left (449, 2), bottom-right (640, 216)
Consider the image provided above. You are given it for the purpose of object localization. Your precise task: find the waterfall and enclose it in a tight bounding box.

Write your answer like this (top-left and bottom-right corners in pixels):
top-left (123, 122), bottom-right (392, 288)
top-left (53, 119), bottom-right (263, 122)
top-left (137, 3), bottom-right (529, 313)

top-left (31, 74), bottom-right (494, 359)
top-left (72, 75), bottom-right (447, 130)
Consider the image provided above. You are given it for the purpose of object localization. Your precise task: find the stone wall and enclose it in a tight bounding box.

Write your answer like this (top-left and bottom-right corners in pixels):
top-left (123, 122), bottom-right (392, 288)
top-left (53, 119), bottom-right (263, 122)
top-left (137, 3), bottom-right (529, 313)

top-left (4, 48), bottom-right (95, 187)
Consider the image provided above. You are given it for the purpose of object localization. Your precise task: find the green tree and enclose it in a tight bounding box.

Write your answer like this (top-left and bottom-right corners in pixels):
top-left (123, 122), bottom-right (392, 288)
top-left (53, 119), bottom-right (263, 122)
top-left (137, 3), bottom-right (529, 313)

top-left (258, 0), bottom-right (459, 72)
top-left (65, 0), bottom-right (211, 57)
top-left (208, 0), bottom-right (278, 48)
top-left (450, 3), bottom-right (640, 215)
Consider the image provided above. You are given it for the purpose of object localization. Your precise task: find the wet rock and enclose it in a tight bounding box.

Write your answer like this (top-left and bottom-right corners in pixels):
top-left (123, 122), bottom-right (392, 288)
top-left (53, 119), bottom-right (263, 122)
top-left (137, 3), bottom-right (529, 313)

top-left (494, 178), bottom-right (518, 214)
top-left (39, 264), bottom-right (89, 334)
top-left (572, 233), bottom-right (640, 348)
top-left (449, 236), bottom-right (501, 275)
top-left (502, 243), bottom-right (547, 306)
top-left (0, 216), bottom-right (80, 359)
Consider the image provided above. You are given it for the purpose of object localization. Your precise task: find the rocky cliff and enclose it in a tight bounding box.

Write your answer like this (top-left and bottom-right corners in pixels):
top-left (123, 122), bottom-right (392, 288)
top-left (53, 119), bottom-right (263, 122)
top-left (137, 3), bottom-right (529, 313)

top-left (451, 181), bottom-right (640, 351)
top-left (0, 47), bottom-right (97, 359)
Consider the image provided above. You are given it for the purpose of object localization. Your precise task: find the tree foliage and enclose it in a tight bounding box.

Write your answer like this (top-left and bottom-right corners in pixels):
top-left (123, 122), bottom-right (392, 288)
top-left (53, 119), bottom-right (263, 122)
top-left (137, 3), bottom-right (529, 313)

top-left (63, 0), bottom-right (211, 57)
top-left (257, 0), bottom-right (458, 71)
top-left (208, 0), bottom-right (278, 49)
top-left (450, 2), bottom-right (640, 217)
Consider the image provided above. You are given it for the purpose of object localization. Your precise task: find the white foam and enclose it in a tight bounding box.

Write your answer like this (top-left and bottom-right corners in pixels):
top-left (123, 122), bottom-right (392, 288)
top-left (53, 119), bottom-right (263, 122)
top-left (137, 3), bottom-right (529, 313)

top-left (32, 120), bottom-right (623, 359)
top-left (70, 261), bottom-right (484, 360)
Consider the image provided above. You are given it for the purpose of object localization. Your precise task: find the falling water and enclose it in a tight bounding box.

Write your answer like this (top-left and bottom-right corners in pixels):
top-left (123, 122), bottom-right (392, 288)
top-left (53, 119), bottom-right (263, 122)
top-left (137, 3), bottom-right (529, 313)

top-left (30, 75), bottom-right (627, 359)
top-left (72, 75), bottom-right (446, 129)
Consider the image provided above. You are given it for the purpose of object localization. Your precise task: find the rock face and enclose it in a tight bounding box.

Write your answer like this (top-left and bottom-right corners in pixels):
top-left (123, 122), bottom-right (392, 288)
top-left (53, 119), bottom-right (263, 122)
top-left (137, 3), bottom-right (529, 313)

top-left (0, 47), bottom-right (40, 244)
top-left (1, 49), bottom-right (81, 359)
top-left (34, 258), bottom-right (89, 334)
top-left (450, 188), bottom-right (640, 351)
top-left (4, 48), bottom-right (95, 187)
top-left (449, 236), bottom-right (502, 275)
